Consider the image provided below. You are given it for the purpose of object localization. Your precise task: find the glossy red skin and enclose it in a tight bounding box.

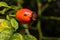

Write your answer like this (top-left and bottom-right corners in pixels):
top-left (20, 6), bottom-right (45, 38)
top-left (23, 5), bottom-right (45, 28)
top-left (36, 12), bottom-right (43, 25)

top-left (16, 9), bottom-right (32, 23)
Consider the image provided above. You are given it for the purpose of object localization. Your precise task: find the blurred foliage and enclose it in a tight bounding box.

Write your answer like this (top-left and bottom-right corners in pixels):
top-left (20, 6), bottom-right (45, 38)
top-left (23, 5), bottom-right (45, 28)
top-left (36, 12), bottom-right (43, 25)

top-left (1, 0), bottom-right (60, 40)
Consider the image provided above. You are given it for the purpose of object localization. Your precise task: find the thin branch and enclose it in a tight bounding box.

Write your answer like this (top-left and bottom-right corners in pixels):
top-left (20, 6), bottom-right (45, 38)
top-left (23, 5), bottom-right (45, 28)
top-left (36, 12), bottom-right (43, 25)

top-left (37, 0), bottom-right (43, 40)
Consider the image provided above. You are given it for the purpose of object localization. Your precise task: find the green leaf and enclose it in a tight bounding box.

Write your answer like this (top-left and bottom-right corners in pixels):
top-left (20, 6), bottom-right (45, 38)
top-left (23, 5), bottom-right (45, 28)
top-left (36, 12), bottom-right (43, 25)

top-left (0, 19), bottom-right (14, 40)
top-left (10, 33), bottom-right (24, 40)
top-left (0, 28), bottom-right (14, 40)
top-left (0, 19), bottom-right (12, 28)
top-left (24, 34), bottom-right (37, 40)
top-left (10, 6), bottom-right (20, 11)
top-left (0, 2), bottom-right (9, 7)
top-left (10, 18), bottom-right (18, 30)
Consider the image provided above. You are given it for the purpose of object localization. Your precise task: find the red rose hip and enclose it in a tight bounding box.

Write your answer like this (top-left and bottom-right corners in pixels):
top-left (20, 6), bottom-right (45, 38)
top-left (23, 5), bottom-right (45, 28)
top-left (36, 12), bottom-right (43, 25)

top-left (16, 9), bottom-right (32, 23)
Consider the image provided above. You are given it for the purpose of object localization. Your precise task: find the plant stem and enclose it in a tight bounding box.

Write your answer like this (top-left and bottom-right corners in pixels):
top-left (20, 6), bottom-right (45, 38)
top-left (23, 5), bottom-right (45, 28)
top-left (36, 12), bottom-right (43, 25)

top-left (41, 3), bottom-right (49, 13)
top-left (37, 0), bottom-right (43, 40)
top-left (25, 28), bottom-right (30, 35)
top-left (23, 24), bottom-right (30, 35)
